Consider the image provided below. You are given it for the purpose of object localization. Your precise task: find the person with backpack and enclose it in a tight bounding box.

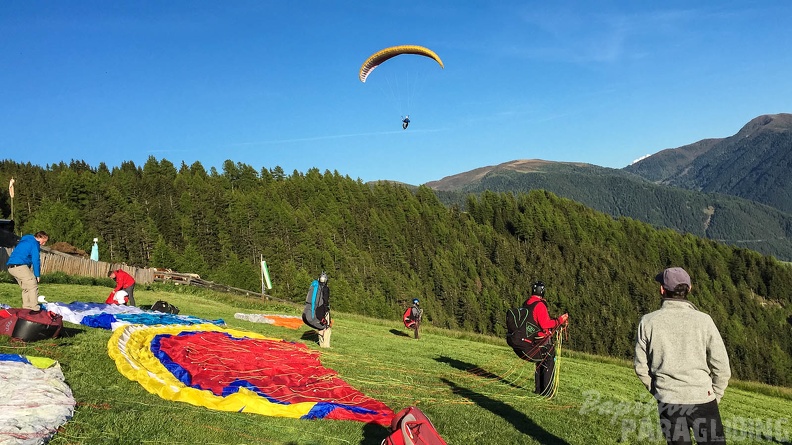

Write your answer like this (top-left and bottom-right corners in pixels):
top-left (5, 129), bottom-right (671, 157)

top-left (403, 298), bottom-right (424, 339)
top-left (6, 231), bottom-right (49, 310)
top-left (506, 281), bottom-right (568, 396)
top-left (302, 272), bottom-right (331, 348)
top-left (634, 267), bottom-right (731, 445)
top-left (106, 268), bottom-right (136, 306)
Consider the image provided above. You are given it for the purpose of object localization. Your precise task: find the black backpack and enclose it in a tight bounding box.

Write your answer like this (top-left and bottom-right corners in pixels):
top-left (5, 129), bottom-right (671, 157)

top-left (505, 302), bottom-right (553, 362)
top-left (151, 300), bottom-right (180, 315)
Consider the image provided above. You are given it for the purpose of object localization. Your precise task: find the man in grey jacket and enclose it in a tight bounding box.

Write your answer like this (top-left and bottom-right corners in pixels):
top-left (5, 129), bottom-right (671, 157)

top-left (634, 267), bottom-right (731, 444)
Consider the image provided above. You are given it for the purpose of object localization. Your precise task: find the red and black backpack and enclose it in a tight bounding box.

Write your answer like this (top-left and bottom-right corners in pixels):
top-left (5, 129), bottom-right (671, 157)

top-left (0, 308), bottom-right (63, 342)
top-left (505, 301), bottom-right (554, 362)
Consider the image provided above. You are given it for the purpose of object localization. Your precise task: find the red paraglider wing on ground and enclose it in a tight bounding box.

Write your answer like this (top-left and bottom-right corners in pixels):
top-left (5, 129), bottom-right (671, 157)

top-left (152, 330), bottom-right (394, 425)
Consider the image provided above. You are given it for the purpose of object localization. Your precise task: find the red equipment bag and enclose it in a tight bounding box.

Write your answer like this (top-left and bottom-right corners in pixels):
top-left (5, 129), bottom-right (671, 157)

top-left (382, 406), bottom-right (448, 445)
top-left (0, 308), bottom-right (63, 342)
top-left (403, 307), bottom-right (416, 329)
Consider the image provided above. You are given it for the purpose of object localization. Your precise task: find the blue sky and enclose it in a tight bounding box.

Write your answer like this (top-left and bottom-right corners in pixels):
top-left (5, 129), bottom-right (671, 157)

top-left (2, 1), bottom-right (791, 185)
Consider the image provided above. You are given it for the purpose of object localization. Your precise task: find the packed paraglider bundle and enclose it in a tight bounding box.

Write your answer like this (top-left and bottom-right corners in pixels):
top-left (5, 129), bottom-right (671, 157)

top-left (0, 307), bottom-right (63, 342)
top-left (382, 406), bottom-right (448, 445)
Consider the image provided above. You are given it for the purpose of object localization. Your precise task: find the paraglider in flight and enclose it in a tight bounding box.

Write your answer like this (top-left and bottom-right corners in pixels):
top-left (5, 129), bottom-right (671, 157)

top-left (359, 45), bottom-right (444, 129)
top-left (358, 45), bottom-right (444, 84)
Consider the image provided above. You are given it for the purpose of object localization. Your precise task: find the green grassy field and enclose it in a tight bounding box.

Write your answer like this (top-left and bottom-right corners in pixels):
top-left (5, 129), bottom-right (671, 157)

top-left (1, 282), bottom-right (790, 445)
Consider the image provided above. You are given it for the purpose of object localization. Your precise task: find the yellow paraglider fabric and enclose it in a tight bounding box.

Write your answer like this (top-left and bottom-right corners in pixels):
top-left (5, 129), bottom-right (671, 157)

top-left (108, 324), bottom-right (317, 418)
top-left (359, 45), bottom-right (444, 83)
top-left (108, 323), bottom-right (394, 425)
top-left (27, 355), bottom-right (57, 369)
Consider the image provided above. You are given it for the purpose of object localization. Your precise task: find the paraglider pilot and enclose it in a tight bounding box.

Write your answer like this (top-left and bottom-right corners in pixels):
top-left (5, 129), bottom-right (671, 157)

top-left (403, 298), bottom-right (424, 339)
top-left (402, 115), bottom-right (410, 130)
top-left (520, 281), bottom-right (568, 395)
top-left (302, 272), bottom-right (332, 347)
top-left (316, 272), bottom-right (332, 347)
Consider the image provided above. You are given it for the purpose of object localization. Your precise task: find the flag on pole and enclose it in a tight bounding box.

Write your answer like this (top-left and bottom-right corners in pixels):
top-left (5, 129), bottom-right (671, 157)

top-left (8, 178), bottom-right (14, 199)
top-left (261, 260), bottom-right (273, 290)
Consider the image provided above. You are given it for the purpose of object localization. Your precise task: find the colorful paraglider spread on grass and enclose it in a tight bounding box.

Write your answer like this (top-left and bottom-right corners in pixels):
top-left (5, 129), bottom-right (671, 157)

top-left (108, 324), bottom-right (394, 425)
top-left (5, 301), bottom-right (394, 428)
top-left (44, 302), bottom-right (224, 330)
top-left (234, 312), bottom-right (304, 329)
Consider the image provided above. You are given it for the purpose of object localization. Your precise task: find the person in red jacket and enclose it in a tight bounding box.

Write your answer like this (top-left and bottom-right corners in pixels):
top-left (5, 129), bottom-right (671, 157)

top-left (523, 281), bottom-right (568, 395)
top-left (106, 268), bottom-right (136, 306)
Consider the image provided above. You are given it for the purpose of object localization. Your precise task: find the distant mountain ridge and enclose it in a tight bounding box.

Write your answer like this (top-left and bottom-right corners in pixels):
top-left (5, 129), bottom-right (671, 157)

top-left (425, 114), bottom-right (792, 260)
top-left (625, 113), bottom-right (792, 213)
top-left (426, 160), bottom-right (591, 191)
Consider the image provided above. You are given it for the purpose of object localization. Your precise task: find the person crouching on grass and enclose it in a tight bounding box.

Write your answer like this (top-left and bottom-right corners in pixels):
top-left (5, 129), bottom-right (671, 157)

top-left (106, 268), bottom-right (136, 306)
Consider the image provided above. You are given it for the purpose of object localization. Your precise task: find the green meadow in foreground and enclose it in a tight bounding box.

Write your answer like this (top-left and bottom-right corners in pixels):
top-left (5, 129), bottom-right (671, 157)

top-left (1, 282), bottom-right (791, 445)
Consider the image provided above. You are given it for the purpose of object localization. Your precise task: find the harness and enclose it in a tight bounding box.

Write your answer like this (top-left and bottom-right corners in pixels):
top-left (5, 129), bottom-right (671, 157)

top-left (506, 301), bottom-right (554, 363)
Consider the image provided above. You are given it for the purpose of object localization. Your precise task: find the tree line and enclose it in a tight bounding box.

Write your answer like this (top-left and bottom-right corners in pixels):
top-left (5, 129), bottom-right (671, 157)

top-left (1, 157), bottom-right (790, 386)
top-left (433, 163), bottom-right (792, 260)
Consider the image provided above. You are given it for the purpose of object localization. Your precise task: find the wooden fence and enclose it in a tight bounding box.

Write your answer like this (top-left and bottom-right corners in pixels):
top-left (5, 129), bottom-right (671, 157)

top-left (0, 247), bottom-right (279, 301)
top-left (152, 270), bottom-right (268, 298)
top-left (0, 247), bottom-right (154, 284)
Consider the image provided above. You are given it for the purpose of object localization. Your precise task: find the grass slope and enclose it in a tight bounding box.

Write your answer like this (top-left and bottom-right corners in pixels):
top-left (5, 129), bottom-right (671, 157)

top-left (1, 283), bottom-right (790, 445)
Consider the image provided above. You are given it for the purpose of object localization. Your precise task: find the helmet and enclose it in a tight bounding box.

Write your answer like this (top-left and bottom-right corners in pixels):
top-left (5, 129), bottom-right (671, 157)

top-left (412, 298), bottom-right (420, 305)
top-left (319, 272), bottom-right (328, 283)
top-left (531, 281), bottom-right (545, 297)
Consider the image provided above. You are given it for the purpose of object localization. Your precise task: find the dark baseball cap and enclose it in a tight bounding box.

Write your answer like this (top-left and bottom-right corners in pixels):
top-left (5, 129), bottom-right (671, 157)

top-left (655, 267), bottom-right (691, 291)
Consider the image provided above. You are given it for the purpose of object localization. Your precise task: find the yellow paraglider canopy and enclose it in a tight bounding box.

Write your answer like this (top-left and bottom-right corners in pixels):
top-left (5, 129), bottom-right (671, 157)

top-left (359, 45), bottom-right (444, 83)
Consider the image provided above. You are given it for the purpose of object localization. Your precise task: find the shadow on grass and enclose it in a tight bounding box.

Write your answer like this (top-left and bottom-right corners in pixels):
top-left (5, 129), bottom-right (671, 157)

top-left (360, 420), bottom-right (390, 445)
top-left (300, 330), bottom-right (319, 343)
top-left (441, 378), bottom-right (570, 444)
top-left (435, 355), bottom-right (527, 390)
top-left (59, 326), bottom-right (85, 338)
top-left (389, 329), bottom-right (411, 337)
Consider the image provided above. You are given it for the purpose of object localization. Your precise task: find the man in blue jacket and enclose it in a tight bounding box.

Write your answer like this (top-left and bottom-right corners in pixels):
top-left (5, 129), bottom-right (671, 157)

top-left (634, 267), bottom-right (731, 444)
top-left (6, 231), bottom-right (49, 310)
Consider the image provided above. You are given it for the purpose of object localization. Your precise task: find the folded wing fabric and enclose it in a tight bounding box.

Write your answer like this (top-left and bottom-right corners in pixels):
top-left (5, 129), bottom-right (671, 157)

top-left (0, 354), bottom-right (75, 445)
top-left (108, 324), bottom-right (393, 425)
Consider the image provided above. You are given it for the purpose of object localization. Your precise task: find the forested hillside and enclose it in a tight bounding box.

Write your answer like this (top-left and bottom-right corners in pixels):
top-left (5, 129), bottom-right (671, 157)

top-left (428, 160), bottom-right (792, 260)
top-left (626, 113), bottom-right (792, 213)
top-left (1, 157), bottom-right (791, 385)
